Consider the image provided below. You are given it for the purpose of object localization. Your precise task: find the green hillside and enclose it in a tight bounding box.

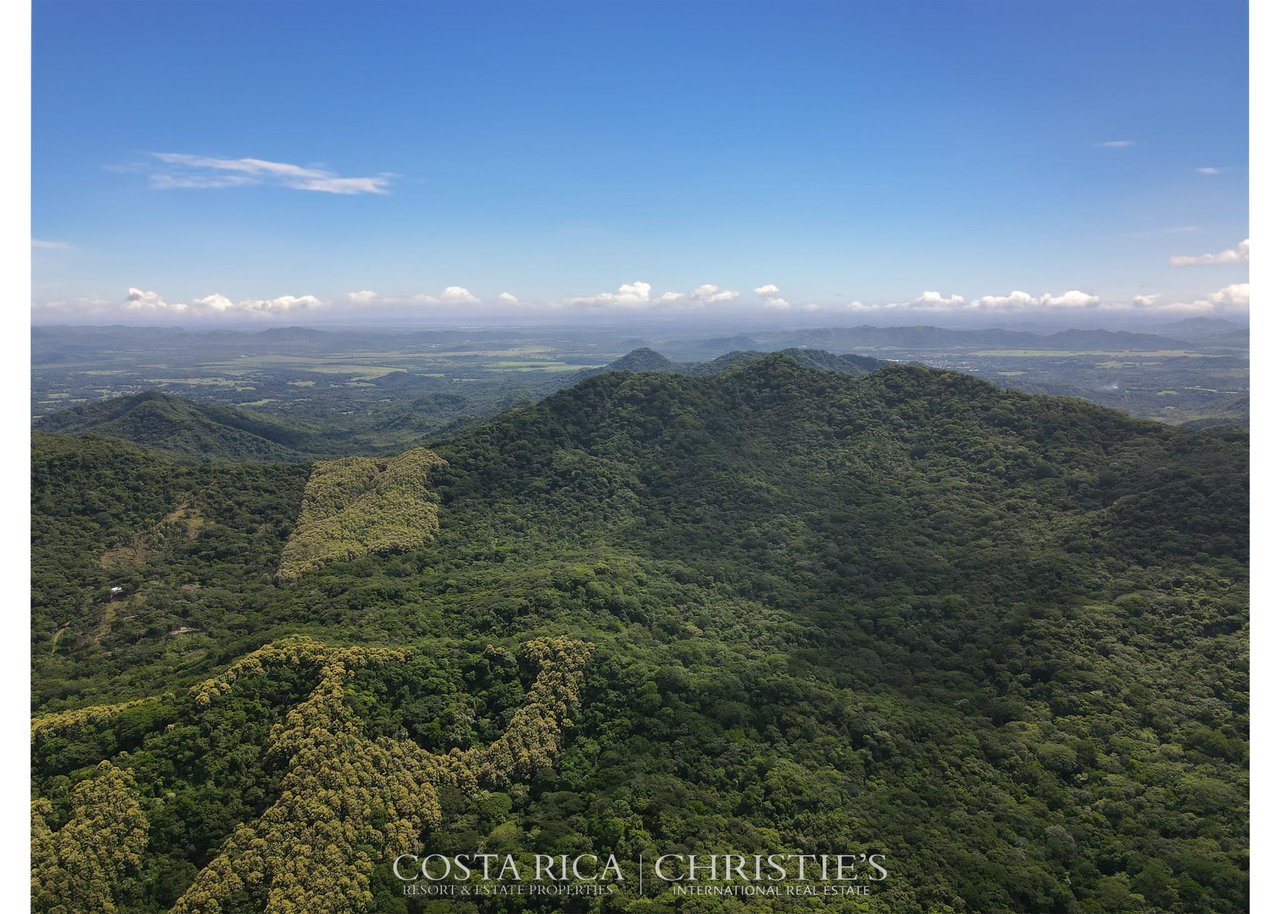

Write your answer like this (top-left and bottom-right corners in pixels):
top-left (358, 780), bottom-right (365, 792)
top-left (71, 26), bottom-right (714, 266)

top-left (30, 356), bottom-right (1248, 914)
top-left (277, 448), bottom-right (448, 579)
top-left (34, 391), bottom-right (315, 460)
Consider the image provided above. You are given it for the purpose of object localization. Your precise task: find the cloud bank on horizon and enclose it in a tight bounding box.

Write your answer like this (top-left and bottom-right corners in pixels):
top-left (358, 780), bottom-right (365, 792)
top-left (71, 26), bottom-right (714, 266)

top-left (32, 278), bottom-right (1250, 321)
top-left (34, 231), bottom-right (1250, 321)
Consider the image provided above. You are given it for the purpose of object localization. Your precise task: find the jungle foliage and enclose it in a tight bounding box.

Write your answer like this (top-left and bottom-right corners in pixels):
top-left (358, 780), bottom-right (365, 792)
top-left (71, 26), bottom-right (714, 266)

top-left (31, 356), bottom-right (1248, 914)
top-left (277, 448), bottom-right (447, 580)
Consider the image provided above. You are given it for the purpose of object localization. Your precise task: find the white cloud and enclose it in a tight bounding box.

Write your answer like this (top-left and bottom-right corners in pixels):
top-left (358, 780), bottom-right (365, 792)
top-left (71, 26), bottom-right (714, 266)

top-left (1169, 238), bottom-right (1249, 266)
top-left (340, 287), bottom-right (487, 308)
top-left (194, 294), bottom-right (235, 312)
top-left (121, 288), bottom-right (322, 316)
top-left (1154, 284), bottom-right (1249, 315)
top-left (1042, 290), bottom-right (1101, 308)
top-left (752, 283), bottom-right (791, 310)
top-left (842, 289), bottom-right (1103, 313)
top-left (899, 290), bottom-right (1075, 311)
top-left (440, 286), bottom-right (480, 305)
top-left (655, 284), bottom-right (741, 306)
top-left (691, 283), bottom-right (739, 303)
top-left (1096, 140), bottom-right (1135, 148)
top-left (1196, 166), bottom-right (1222, 175)
top-left (562, 280), bottom-right (652, 308)
top-left (1207, 283), bottom-right (1249, 309)
top-left (149, 153), bottom-right (392, 195)
top-left (32, 239), bottom-right (72, 250)
top-left (846, 287), bottom-right (1237, 315)
top-left (964, 290), bottom-right (1099, 310)
top-left (916, 291), bottom-right (966, 307)
top-left (561, 281), bottom-right (742, 310)
top-left (344, 283), bottom-right (741, 311)
top-left (124, 288), bottom-right (186, 313)
top-left (968, 290), bottom-right (1040, 310)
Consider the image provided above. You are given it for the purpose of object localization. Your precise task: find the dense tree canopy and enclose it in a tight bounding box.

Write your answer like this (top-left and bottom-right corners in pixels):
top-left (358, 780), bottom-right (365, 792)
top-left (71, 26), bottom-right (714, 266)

top-left (31, 357), bottom-right (1247, 913)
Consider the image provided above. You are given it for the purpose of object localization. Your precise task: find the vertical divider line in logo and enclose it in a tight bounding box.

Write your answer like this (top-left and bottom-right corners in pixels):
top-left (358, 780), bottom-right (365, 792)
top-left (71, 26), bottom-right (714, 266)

top-left (638, 853), bottom-right (644, 896)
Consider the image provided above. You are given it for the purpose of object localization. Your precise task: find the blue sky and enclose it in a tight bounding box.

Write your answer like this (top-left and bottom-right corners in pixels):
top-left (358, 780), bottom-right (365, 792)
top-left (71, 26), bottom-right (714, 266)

top-left (31, 0), bottom-right (1249, 323)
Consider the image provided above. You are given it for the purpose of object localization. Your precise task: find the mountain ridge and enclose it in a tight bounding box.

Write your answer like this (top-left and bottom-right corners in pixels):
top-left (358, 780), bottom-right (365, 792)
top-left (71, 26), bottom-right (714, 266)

top-left (34, 391), bottom-right (315, 460)
top-left (33, 349), bottom-right (889, 459)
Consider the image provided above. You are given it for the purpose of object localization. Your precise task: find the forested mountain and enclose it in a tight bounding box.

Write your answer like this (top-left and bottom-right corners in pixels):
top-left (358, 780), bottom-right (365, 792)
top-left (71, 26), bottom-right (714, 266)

top-left (569, 346), bottom-right (882, 383)
top-left (34, 391), bottom-right (316, 460)
top-left (31, 356), bottom-right (1248, 914)
top-left (597, 347), bottom-right (677, 372)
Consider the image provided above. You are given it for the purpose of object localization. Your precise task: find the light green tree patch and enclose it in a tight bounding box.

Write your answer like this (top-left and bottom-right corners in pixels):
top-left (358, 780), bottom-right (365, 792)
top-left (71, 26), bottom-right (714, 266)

top-left (278, 448), bottom-right (447, 580)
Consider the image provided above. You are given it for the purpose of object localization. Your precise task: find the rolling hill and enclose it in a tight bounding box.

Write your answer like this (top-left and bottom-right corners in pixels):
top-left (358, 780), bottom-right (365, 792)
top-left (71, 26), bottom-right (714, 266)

top-left (566, 345), bottom-right (883, 384)
top-left (33, 391), bottom-right (316, 460)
